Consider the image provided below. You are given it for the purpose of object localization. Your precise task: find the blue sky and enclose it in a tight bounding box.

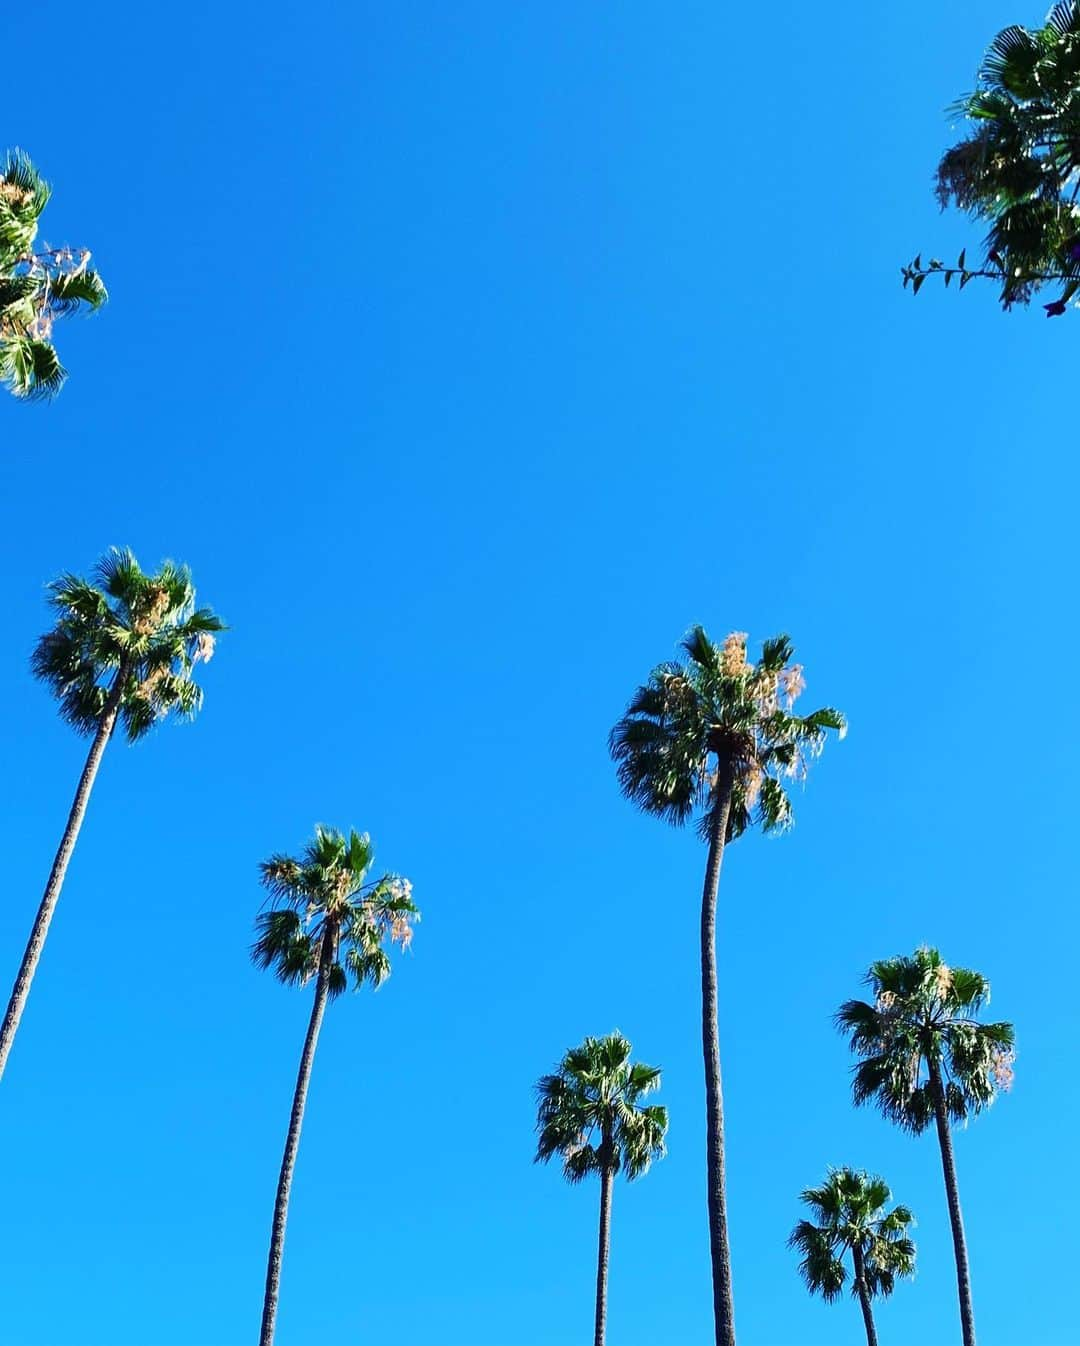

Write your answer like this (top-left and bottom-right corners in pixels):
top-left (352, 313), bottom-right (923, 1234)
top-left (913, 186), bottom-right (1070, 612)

top-left (1, 2), bottom-right (1073, 1344)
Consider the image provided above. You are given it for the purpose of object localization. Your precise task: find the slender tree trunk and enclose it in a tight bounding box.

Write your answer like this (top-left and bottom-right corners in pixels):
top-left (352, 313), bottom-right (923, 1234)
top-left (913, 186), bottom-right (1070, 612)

top-left (258, 941), bottom-right (333, 1346)
top-left (851, 1242), bottom-right (879, 1346)
top-left (0, 668), bottom-right (128, 1083)
top-left (593, 1161), bottom-right (614, 1346)
top-left (700, 763), bottom-right (736, 1346)
top-left (928, 1058), bottom-right (976, 1346)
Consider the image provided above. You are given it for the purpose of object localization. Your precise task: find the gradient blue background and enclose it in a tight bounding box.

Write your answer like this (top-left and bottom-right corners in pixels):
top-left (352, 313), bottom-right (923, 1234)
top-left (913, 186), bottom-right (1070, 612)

top-left (1, 3), bottom-right (1071, 1344)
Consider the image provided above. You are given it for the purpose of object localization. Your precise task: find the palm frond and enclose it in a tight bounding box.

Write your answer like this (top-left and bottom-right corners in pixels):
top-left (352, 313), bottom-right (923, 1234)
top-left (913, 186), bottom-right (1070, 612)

top-left (259, 856), bottom-right (306, 903)
top-left (0, 334), bottom-right (66, 399)
top-left (982, 24), bottom-right (1045, 98)
top-left (45, 268), bottom-right (107, 314)
top-left (789, 1221), bottom-right (846, 1302)
top-left (758, 634), bottom-right (794, 672)
top-left (0, 148), bottom-right (49, 256)
top-left (251, 910), bottom-right (316, 986)
top-left (94, 548), bottom-right (145, 605)
top-left (344, 943), bottom-right (391, 991)
top-left (681, 624), bottom-right (720, 671)
top-left (0, 274), bottom-right (37, 309)
top-left (29, 634), bottom-right (107, 733)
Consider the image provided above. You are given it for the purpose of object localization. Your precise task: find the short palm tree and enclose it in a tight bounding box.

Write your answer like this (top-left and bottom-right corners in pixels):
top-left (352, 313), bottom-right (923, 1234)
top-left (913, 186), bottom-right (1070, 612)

top-left (837, 948), bottom-right (1015, 1346)
top-left (903, 1), bottom-right (1080, 313)
top-left (0, 548), bottom-right (222, 1081)
top-left (1, 148), bottom-right (106, 398)
top-left (610, 628), bottom-right (844, 1346)
top-left (535, 1032), bottom-right (667, 1346)
top-left (789, 1168), bottom-right (916, 1346)
top-left (253, 826), bottom-right (418, 1346)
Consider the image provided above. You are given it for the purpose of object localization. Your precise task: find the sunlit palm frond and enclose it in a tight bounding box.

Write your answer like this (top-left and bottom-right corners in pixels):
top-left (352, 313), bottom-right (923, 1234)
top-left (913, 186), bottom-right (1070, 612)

top-left (0, 334), bottom-right (65, 400)
top-left (45, 268), bottom-right (107, 314)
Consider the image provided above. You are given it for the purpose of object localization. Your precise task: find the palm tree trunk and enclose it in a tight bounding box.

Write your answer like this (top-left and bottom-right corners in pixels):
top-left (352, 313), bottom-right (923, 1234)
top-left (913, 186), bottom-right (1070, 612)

top-left (700, 763), bottom-right (736, 1346)
top-left (928, 1058), bottom-right (976, 1346)
top-left (0, 668), bottom-right (127, 1083)
top-left (593, 1161), bottom-right (614, 1346)
top-left (258, 945), bottom-right (332, 1346)
top-left (851, 1242), bottom-right (879, 1346)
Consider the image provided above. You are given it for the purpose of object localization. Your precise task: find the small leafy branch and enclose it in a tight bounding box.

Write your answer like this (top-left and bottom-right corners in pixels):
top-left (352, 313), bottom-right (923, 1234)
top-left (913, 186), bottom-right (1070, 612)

top-left (901, 249), bottom-right (1079, 316)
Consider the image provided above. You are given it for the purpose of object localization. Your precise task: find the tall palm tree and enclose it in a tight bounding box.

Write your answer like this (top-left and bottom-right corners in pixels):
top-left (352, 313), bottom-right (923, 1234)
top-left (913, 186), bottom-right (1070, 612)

top-left (789, 1167), bottom-right (916, 1346)
top-left (836, 948), bottom-right (1015, 1346)
top-left (253, 825), bottom-right (418, 1346)
top-left (1, 147), bottom-right (106, 398)
top-left (0, 548), bottom-right (222, 1081)
top-left (535, 1032), bottom-right (667, 1346)
top-left (610, 628), bottom-right (844, 1346)
top-left (903, 1), bottom-right (1080, 313)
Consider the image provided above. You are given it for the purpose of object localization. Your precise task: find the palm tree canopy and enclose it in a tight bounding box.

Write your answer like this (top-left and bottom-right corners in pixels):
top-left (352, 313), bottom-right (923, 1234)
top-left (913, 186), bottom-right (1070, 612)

top-left (837, 946), bottom-right (1016, 1133)
top-left (1, 148), bottom-right (106, 398)
top-left (253, 826), bottom-right (418, 999)
top-left (30, 547), bottom-right (224, 742)
top-left (610, 627), bottom-right (845, 841)
top-left (535, 1032), bottom-right (668, 1183)
top-left (789, 1168), bottom-right (916, 1303)
top-left (927, 0), bottom-right (1080, 309)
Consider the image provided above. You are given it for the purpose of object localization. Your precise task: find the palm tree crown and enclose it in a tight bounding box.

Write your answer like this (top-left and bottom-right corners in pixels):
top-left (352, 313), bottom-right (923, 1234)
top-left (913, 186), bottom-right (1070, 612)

top-left (921, 0), bottom-right (1080, 309)
top-left (535, 1032), bottom-right (668, 1182)
top-left (836, 947), bottom-right (1016, 1132)
top-left (790, 1168), bottom-right (916, 1303)
top-left (609, 627), bottom-right (845, 840)
top-left (1, 147), bottom-right (106, 398)
top-left (30, 547), bottom-right (224, 742)
top-left (253, 826), bottom-right (418, 998)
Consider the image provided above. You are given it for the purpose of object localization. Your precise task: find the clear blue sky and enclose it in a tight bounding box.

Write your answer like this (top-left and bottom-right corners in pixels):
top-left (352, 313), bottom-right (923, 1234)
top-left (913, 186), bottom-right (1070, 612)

top-left (1, 3), bottom-right (1072, 1344)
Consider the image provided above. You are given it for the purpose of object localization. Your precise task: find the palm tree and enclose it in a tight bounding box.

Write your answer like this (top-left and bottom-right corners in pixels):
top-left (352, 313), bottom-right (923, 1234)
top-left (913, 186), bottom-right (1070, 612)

top-left (610, 628), bottom-right (844, 1346)
top-left (837, 948), bottom-right (1015, 1346)
top-left (1, 147), bottom-right (106, 398)
top-left (253, 825), bottom-right (418, 1346)
top-left (535, 1032), bottom-right (667, 1346)
top-left (789, 1168), bottom-right (916, 1346)
top-left (904, 1), bottom-right (1080, 313)
top-left (0, 548), bottom-right (222, 1081)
